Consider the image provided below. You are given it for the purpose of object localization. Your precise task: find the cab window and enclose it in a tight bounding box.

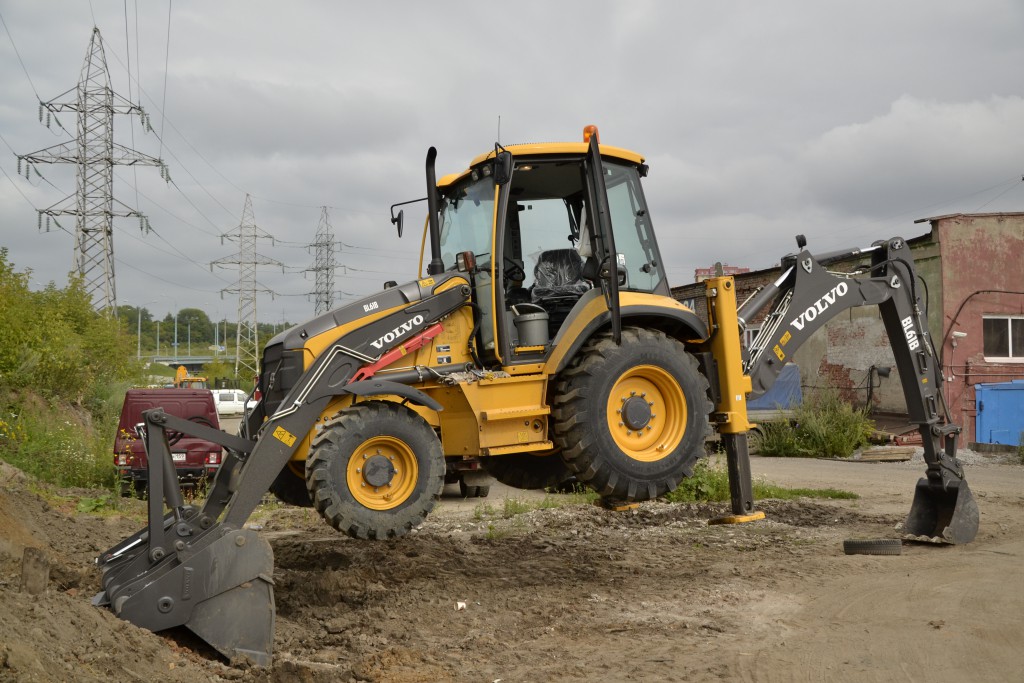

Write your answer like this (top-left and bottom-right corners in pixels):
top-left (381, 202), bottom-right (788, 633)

top-left (604, 162), bottom-right (665, 293)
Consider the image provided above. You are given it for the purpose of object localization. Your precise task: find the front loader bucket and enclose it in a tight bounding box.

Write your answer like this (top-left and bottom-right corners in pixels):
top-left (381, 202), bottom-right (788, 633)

top-left (903, 477), bottom-right (979, 544)
top-left (97, 526), bottom-right (276, 666)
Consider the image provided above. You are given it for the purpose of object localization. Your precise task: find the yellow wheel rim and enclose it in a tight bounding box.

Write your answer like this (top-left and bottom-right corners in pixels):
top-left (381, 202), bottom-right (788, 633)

top-left (345, 436), bottom-right (419, 510)
top-left (605, 364), bottom-right (687, 462)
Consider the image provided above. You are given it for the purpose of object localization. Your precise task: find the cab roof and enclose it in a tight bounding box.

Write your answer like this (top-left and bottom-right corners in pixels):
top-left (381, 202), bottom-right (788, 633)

top-left (437, 141), bottom-right (645, 189)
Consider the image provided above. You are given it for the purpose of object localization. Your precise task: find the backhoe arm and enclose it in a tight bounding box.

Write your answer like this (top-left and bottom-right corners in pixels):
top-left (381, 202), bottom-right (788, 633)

top-left (727, 236), bottom-right (978, 544)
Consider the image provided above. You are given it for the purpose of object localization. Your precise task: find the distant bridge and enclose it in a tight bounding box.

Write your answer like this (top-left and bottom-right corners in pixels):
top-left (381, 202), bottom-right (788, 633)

top-left (151, 356), bottom-right (217, 374)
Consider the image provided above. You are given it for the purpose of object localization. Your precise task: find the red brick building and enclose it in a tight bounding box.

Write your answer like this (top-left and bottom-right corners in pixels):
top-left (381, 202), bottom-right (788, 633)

top-left (672, 213), bottom-right (1024, 444)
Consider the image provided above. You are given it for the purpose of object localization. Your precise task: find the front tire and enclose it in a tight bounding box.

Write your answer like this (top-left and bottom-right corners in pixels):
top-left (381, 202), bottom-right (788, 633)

top-left (306, 401), bottom-right (444, 540)
top-left (551, 327), bottom-right (712, 501)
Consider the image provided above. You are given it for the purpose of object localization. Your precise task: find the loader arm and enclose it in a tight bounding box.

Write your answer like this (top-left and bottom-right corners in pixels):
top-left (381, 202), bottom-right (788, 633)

top-left (729, 236), bottom-right (978, 544)
top-left (94, 281), bottom-right (471, 665)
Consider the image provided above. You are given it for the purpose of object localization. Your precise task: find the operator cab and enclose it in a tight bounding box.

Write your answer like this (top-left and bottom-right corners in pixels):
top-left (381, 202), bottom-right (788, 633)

top-left (434, 126), bottom-right (670, 367)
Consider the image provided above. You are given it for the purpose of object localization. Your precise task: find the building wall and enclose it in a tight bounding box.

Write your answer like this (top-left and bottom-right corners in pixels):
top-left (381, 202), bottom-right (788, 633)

top-left (931, 213), bottom-right (1024, 443)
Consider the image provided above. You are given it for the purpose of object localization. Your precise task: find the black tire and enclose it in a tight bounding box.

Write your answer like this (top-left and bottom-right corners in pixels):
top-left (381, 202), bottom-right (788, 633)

top-left (269, 465), bottom-right (313, 507)
top-left (843, 538), bottom-right (902, 556)
top-left (551, 327), bottom-right (712, 501)
top-left (482, 452), bottom-right (573, 490)
top-left (306, 401), bottom-right (444, 540)
top-left (458, 479), bottom-right (480, 498)
top-left (457, 479), bottom-right (492, 498)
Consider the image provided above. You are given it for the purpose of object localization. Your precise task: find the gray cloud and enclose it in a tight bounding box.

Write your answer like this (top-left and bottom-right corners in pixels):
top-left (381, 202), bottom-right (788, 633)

top-left (1, 1), bottom-right (1021, 320)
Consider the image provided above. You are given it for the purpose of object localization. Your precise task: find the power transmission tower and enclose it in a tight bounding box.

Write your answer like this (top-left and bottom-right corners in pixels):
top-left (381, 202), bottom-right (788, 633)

top-left (16, 27), bottom-right (166, 312)
top-left (310, 206), bottom-right (338, 315)
top-left (212, 194), bottom-right (281, 378)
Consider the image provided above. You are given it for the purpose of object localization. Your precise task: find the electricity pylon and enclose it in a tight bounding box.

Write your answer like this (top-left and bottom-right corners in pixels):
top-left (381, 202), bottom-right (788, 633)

top-left (17, 27), bottom-right (166, 312)
top-left (212, 194), bottom-right (281, 378)
top-left (310, 206), bottom-right (337, 315)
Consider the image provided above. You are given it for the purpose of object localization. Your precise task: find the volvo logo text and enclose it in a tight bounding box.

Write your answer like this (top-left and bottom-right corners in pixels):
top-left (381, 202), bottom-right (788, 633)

top-left (789, 282), bottom-right (849, 331)
top-left (370, 315), bottom-right (425, 350)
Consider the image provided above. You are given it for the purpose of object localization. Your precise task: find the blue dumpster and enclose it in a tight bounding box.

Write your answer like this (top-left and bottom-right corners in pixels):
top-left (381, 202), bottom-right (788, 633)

top-left (975, 380), bottom-right (1024, 446)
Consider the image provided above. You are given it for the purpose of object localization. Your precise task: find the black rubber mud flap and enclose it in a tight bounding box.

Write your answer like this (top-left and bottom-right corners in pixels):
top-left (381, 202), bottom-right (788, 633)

top-left (903, 477), bottom-right (980, 544)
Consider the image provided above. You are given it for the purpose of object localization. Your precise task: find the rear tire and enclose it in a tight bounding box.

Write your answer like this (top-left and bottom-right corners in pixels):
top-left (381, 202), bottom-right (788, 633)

top-left (269, 464), bottom-right (313, 507)
top-left (482, 452), bottom-right (573, 490)
top-left (306, 401), bottom-right (444, 540)
top-left (551, 327), bottom-right (712, 501)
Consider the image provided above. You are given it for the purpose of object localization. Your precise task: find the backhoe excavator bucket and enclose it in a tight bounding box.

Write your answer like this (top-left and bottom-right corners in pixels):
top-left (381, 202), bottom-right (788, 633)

top-left (903, 477), bottom-right (979, 544)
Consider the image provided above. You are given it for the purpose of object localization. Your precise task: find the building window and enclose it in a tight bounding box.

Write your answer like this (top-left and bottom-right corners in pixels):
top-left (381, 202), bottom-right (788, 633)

top-left (983, 316), bottom-right (1024, 360)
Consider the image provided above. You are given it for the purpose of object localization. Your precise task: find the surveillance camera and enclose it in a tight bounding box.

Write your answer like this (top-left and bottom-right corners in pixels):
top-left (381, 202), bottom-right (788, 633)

top-left (952, 331), bottom-right (968, 339)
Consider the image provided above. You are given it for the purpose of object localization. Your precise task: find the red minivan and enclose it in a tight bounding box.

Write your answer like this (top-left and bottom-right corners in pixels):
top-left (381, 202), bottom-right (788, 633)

top-left (114, 388), bottom-right (223, 495)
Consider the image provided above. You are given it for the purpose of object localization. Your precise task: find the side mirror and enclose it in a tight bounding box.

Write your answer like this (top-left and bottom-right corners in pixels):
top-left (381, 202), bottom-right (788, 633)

top-left (392, 209), bottom-right (404, 238)
top-left (494, 150), bottom-right (513, 185)
top-left (598, 255), bottom-right (629, 287)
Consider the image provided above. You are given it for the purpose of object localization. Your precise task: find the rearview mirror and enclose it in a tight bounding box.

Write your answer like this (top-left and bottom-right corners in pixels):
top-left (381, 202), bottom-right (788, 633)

top-left (392, 209), bottom-right (404, 238)
top-left (494, 150), bottom-right (513, 185)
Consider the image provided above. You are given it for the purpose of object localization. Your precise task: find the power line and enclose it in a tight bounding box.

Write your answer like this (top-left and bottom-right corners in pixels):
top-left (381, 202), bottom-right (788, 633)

top-left (158, 0), bottom-right (172, 158)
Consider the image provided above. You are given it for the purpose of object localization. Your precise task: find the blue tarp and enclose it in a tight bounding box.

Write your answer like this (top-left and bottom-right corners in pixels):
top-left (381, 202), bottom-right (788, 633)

top-left (748, 363), bottom-right (802, 410)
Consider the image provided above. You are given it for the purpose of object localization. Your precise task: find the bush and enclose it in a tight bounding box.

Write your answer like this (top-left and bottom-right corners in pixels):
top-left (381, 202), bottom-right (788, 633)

top-left (753, 389), bottom-right (874, 458)
top-left (0, 250), bottom-right (144, 490)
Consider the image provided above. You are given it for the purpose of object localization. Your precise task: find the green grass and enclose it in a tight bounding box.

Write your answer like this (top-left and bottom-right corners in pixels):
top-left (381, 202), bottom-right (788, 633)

top-left (665, 458), bottom-right (858, 503)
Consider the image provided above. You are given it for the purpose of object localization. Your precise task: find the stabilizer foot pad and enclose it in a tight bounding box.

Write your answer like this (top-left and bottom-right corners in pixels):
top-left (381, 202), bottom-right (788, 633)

top-left (596, 498), bottom-right (640, 512)
top-left (708, 510), bottom-right (766, 525)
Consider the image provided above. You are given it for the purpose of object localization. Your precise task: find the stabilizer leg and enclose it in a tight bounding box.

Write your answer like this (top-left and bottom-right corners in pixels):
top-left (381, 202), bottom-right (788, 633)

top-left (710, 432), bottom-right (766, 525)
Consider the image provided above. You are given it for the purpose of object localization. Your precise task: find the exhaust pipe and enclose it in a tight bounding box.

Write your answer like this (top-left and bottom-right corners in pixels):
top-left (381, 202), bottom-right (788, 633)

top-left (425, 147), bottom-right (445, 276)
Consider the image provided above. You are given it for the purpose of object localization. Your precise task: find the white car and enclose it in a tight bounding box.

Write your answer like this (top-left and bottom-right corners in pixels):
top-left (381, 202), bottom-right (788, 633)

top-left (212, 389), bottom-right (248, 416)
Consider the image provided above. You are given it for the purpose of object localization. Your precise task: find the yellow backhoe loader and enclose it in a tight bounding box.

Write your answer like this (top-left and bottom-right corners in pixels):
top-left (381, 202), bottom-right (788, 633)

top-left (94, 126), bottom-right (978, 665)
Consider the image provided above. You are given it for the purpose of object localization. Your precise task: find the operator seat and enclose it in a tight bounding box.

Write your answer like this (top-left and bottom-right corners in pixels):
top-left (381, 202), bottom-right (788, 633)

top-left (531, 249), bottom-right (591, 337)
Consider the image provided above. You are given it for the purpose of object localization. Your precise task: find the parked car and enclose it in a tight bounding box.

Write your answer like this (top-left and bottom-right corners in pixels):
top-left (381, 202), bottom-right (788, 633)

top-left (212, 388), bottom-right (248, 416)
top-left (114, 388), bottom-right (222, 496)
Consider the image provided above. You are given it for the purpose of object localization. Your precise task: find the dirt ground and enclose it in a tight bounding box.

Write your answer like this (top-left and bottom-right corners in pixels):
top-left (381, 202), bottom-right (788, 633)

top-left (1, 449), bottom-right (1022, 683)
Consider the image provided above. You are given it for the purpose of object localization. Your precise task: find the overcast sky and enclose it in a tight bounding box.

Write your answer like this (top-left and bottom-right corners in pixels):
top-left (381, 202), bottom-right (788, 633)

top-left (1, 1), bottom-right (1022, 323)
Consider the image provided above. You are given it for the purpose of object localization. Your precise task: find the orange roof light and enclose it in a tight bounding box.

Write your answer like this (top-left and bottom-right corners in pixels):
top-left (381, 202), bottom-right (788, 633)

top-left (583, 125), bottom-right (600, 144)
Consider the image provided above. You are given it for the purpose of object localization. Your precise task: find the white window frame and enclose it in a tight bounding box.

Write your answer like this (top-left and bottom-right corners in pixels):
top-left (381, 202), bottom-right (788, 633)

top-left (982, 314), bottom-right (1024, 362)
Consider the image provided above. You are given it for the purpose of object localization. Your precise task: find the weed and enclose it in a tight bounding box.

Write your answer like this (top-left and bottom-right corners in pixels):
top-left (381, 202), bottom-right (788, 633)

top-left (76, 493), bottom-right (117, 514)
top-left (754, 389), bottom-right (874, 458)
top-left (472, 502), bottom-right (498, 521)
top-left (502, 498), bottom-right (532, 518)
